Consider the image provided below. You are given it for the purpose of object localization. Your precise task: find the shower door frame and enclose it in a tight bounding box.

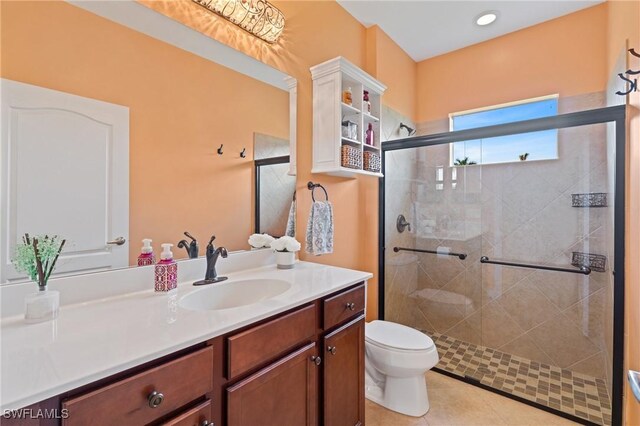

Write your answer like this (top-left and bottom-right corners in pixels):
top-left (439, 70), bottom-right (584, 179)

top-left (378, 105), bottom-right (626, 426)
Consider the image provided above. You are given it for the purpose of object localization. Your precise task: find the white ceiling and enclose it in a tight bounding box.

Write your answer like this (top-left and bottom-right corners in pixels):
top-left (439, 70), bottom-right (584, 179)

top-left (337, 1), bottom-right (604, 61)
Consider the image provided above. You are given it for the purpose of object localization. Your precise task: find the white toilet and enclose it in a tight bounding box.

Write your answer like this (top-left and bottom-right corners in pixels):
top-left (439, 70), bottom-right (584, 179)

top-left (364, 320), bottom-right (439, 417)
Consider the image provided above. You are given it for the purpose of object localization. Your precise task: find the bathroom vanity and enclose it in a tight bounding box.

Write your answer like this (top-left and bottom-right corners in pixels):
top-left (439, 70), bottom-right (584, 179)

top-left (0, 254), bottom-right (371, 426)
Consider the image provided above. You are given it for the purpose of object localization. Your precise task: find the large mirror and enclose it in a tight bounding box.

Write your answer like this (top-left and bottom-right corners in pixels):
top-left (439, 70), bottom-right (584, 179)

top-left (0, 0), bottom-right (296, 283)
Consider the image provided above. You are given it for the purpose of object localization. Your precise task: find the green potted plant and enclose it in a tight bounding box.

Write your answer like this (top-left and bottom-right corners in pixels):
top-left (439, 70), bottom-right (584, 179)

top-left (12, 234), bottom-right (65, 323)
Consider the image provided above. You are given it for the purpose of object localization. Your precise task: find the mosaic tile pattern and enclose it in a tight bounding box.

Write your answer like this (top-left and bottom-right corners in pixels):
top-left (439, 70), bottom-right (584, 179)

top-left (430, 332), bottom-right (612, 426)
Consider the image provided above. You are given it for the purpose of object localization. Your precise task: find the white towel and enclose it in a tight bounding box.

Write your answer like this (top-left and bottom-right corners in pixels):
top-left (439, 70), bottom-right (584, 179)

top-left (305, 201), bottom-right (334, 255)
top-left (285, 196), bottom-right (296, 237)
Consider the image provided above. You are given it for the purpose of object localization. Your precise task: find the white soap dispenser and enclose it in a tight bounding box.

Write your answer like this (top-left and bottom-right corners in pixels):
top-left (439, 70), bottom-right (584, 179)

top-left (154, 243), bottom-right (177, 292)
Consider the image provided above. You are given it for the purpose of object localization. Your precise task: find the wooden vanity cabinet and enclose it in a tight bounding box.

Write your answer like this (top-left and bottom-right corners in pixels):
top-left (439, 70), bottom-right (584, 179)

top-left (221, 282), bottom-right (366, 426)
top-left (323, 316), bottom-right (365, 426)
top-left (11, 282), bottom-right (366, 426)
top-left (226, 343), bottom-right (319, 426)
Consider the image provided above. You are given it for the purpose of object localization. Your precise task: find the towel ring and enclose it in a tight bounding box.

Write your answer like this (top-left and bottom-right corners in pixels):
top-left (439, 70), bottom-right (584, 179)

top-left (307, 181), bottom-right (329, 202)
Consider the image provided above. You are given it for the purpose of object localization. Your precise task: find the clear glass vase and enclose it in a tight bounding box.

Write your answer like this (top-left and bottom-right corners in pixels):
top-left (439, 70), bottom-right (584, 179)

top-left (25, 288), bottom-right (60, 323)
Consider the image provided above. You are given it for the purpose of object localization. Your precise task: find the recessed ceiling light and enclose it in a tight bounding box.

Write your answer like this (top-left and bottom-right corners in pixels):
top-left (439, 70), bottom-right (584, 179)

top-left (476, 11), bottom-right (498, 26)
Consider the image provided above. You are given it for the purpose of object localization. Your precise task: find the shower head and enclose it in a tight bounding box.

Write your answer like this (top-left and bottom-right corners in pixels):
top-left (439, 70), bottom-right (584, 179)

top-left (399, 122), bottom-right (416, 136)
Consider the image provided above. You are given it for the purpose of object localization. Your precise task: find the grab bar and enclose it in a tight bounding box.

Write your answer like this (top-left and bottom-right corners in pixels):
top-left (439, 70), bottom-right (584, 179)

top-left (393, 247), bottom-right (467, 260)
top-left (480, 256), bottom-right (591, 275)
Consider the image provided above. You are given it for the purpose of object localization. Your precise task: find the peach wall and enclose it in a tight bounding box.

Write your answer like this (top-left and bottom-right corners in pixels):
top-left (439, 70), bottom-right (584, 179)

top-left (416, 3), bottom-right (608, 123)
top-left (0, 1), bottom-right (289, 265)
top-left (140, 0), bottom-right (414, 320)
top-left (607, 1), bottom-right (640, 424)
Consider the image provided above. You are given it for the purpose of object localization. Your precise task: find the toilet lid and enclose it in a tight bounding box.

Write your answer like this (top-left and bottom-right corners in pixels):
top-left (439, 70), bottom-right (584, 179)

top-left (365, 320), bottom-right (434, 351)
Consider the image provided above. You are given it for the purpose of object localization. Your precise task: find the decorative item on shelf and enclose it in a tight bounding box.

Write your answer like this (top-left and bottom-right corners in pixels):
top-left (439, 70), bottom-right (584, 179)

top-left (191, 0), bottom-right (285, 44)
top-left (571, 252), bottom-right (607, 273)
top-left (217, 144), bottom-right (224, 155)
top-left (343, 86), bottom-right (353, 106)
top-left (571, 192), bottom-right (608, 207)
top-left (341, 144), bottom-right (362, 169)
top-left (341, 120), bottom-right (358, 140)
top-left (12, 233), bottom-right (66, 323)
top-left (363, 90), bottom-right (371, 113)
top-left (365, 123), bottom-right (374, 145)
top-left (363, 151), bottom-right (381, 173)
top-left (248, 233), bottom-right (275, 249)
top-left (240, 148), bottom-right (247, 158)
top-left (270, 236), bottom-right (301, 269)
top-left (519, 152), bottom-right (529, 161)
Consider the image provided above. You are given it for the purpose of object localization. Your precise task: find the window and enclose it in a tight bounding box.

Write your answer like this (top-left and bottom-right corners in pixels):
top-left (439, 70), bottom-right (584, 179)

top-left (450, 96), bottom-right (558, 166)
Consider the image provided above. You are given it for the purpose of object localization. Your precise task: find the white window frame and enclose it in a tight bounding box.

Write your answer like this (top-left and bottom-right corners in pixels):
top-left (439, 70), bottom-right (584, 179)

top-left (448, 94), bottom-right (559, 167)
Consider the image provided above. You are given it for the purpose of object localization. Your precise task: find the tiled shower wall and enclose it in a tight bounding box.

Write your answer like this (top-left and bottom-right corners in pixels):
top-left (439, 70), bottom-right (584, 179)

top-left (384, 93), bottom-right (616, 396)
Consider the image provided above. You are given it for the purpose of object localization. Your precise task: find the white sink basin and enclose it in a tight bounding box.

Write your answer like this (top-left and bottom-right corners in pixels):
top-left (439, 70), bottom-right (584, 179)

top-left (179, 279), bottom-right (291, 311)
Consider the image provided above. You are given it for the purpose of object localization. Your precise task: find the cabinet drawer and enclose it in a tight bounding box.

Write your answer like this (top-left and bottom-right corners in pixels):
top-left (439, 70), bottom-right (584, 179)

top-left (227, 304), bottom-right (316, 380)
top-left (62, 346), bottom-right (213, 426)
top-left (323, 283), bottom-right (365, 330)
top-left (160, 399), bottom-right (212, 426)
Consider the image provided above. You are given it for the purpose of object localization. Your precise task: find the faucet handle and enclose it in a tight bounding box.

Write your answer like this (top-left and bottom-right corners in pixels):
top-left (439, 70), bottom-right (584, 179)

top-left (208, 235), bottom-right (216, 246)
top-left (184, 231), bottom-right (197, 242)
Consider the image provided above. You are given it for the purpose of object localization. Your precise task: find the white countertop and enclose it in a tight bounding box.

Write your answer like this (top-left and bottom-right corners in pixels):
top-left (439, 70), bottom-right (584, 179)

top-left (0, 261), bottom-right (372, 411)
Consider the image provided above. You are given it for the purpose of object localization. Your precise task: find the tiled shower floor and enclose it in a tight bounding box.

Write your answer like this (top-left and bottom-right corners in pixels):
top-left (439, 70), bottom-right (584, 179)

top-left (430, 332), bottom-right (612, 425)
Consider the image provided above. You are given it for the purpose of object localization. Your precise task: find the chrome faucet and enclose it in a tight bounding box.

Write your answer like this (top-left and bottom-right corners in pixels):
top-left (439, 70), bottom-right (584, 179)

top-left (177, 232), bottom-right (199, 259)
top-left (193, 235), bottom-right (228, 286)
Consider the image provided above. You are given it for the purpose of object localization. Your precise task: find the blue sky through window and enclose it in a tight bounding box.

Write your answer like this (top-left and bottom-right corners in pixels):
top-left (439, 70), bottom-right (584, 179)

top-left (451, 98), bottom-right (558, 165)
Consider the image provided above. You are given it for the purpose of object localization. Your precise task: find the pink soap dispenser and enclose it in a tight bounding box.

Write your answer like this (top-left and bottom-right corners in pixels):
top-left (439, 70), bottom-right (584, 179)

top-left (137, 239), bottom-right (155, 266)
top-left (155, 243), bottom-right (178, 293)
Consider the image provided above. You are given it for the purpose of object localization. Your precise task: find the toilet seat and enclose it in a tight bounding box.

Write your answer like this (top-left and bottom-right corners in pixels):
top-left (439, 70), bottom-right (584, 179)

top-left (365, 320), bottom-right (434, 352)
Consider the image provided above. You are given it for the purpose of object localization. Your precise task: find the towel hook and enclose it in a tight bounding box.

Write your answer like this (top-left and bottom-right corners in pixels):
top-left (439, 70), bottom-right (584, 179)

top-left (307, 181), bottom-right (329, 202)
top-left (217, 144), bottom-right (224, 155)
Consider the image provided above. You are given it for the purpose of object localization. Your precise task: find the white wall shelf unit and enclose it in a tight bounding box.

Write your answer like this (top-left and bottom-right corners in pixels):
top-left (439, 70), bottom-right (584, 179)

top-left (310, 57), bottom-right (386, 178)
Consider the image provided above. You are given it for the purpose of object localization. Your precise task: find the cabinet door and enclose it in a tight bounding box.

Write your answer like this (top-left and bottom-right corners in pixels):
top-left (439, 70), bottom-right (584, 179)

top-left (227, 343), bottom-right (319, 426)
top-left (323, 316), bottom-right (365, 426)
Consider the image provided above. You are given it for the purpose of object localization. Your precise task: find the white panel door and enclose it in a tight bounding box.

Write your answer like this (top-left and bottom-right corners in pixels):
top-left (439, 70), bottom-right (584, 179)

top-left (1, 79), bottom-right (129, 283)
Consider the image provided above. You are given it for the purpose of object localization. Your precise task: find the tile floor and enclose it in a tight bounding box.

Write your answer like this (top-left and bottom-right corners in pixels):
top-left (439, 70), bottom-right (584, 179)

top-left (365, 371), bottom-right (580, 426)
top-left (432, 332), bottom-right (611, 425)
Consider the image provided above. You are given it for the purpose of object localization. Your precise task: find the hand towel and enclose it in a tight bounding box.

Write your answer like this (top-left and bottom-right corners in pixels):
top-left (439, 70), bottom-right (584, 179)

top-left (285, 195), bottom-right (296, 237)
top-left (305, 200), bottom-right (334, 255)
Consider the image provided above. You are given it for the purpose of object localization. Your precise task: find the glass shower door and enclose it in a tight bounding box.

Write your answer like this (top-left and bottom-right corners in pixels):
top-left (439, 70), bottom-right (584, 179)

top-left (383, 142), bottom-right (483, 360)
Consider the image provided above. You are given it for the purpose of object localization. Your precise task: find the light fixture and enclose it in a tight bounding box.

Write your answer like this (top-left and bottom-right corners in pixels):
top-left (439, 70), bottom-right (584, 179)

top-left (191, 0), bottom-right (285, 44)
top-left (475, 11), bottom-right (498, 26)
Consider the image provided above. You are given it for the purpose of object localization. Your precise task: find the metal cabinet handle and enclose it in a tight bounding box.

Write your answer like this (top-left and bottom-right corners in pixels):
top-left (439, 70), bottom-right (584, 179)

top-left (107, 237), bottom-right (126, 246)
top-left (201, 421), bottom-right (213, 426)
top-left (327, 346), bottom-right (337, 355)
top-left (346, 302), bottom-right (356, 311)
top-left (311, 355), bottom-right (322, 366)
top-left (147, 390), bottom-right (164, 408)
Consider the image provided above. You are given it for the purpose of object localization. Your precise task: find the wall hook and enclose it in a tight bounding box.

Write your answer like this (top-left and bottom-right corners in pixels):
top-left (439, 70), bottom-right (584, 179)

top-left (240, 148), bottom-right (246, 158)
top-left (217, 144), bottom-right (224, 155)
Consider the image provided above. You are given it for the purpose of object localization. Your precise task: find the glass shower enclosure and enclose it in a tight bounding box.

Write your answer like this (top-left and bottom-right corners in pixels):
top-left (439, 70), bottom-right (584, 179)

top-left (379, 106), bottom-right (625, 426)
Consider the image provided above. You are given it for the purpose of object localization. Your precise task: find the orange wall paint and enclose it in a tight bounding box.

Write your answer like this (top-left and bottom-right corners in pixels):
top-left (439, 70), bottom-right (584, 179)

top-left (0, 1), bottom-right (289, 265)
top-left (416, 4), bottom-right (608, 123)
top-left (365, 25), bottom-right (417, 121)
top-left (140, 0), bottom-right (399, 320)
top-left (607, 1), bottom-right (640, 424)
